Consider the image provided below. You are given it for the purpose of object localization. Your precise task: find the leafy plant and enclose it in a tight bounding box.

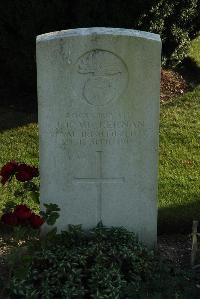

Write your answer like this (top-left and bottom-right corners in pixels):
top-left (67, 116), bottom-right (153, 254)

top-left (139, 0), bottom-right (200, 66)
top-left (40, 203), bottom-right (60, 226)
top-left (8, 226), bottom-right (200, 299)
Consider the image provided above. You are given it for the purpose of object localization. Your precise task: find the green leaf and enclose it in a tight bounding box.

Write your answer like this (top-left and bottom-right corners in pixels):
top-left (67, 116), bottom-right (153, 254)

top-left (46, 227), bottom-right (57, 239)
top-left (14, 190), bottom-right (25, 198)
top-left (97, 221), bottom-right (103, 228)
top-left (23, 181), bottom-right (38, 192)
top-left (29, 191), bottom-right (40, 204)
top-left (3, 200), bottom-right (16, 212)
top-left (46, 212), bottom-right (59, 225)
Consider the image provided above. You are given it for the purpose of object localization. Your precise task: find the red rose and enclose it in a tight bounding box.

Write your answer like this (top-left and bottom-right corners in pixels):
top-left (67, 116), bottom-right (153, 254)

top-left (15, 169), bottom-right (33, 182)
top-left (14, 204), bottom-right (32, 220)
top-left (15, 164), bottom-right (39, 182)
top-left (0, 161), bottom-right (18, 185)
top-left (30, 213), bottom-right (44, 229)
top-left (1, 212), bottom-right (18, 226)
top-left (29, 166), bottom-right (39, 177)
top-left (17, 217), bottom-right (31, 226)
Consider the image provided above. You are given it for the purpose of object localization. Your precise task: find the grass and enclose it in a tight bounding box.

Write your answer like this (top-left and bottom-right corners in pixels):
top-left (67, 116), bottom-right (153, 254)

top-left (0, 38), bottom-right (200, 234)
top-left (158, 85), bottom-right (200, 233)
top-left (189, 37), bottom-right (200, 68)
top-left (158, 37), bottom-right (200, 233)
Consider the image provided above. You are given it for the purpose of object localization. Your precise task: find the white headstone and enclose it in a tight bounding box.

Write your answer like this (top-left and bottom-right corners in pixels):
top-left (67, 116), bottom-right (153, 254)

top-left (37, 28), bottom-right (161, 246)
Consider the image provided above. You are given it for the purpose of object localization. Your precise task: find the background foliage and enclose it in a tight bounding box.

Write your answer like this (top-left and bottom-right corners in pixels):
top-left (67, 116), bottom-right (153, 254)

top-left (0, 0), bottom-right (199, 110)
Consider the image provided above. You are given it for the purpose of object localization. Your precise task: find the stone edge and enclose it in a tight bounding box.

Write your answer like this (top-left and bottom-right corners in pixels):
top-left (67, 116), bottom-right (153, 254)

top-left (36, 27), bottom-right (161, 43)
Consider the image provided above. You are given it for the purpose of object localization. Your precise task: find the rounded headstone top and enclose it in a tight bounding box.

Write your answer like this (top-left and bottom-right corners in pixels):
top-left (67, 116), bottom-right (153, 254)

top-left (36, 27), bottom-right (161, 43)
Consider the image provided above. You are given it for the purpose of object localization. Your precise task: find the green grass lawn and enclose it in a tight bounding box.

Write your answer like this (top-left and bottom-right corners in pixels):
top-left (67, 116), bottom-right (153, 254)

top-left (0, 39), bottom-right (200, 234)
top-left (159, 85), bottom-right (200, 233)
top-left (189, 38), bottom-right (200, 68)
top-left (158, 37), bottom-right (200, 233)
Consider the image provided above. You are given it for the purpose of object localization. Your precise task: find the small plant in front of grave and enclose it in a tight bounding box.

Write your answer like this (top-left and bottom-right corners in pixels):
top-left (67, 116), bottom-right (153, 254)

top-left (8, 225), bottom-right (200, 299)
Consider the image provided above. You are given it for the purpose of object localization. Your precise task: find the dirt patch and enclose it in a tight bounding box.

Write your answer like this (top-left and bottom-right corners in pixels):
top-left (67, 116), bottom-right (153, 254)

top-left (160, 69), bottom-right (189, 102)
top-left (157, 234), bottom-right (192, 268)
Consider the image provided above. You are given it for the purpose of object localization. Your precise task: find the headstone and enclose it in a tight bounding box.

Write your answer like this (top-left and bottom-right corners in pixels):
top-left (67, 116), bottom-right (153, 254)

top-left (36, 28), bottom-right (161, 246)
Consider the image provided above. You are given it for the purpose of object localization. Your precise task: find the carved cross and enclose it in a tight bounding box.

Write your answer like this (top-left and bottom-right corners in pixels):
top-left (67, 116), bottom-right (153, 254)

top-left (73, 151), bottom-right (125, 223)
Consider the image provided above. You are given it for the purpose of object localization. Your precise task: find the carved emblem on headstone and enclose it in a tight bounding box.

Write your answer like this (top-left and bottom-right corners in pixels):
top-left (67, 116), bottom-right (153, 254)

top-left (74, 49), bottom-right (128, 106)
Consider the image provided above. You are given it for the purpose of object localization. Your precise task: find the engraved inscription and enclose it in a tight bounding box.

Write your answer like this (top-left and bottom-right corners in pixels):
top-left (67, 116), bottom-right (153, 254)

top-left (73, 151), bottom-right (125, 222)
top-left (51, 112), bottom-right (145, 147)
top-left (73, 50), bottom-right (128, 106)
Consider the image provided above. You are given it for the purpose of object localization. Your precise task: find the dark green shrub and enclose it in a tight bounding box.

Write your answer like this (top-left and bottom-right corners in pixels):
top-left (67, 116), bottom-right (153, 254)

top-left (139, 0), bottom-right (200, 66)
top-left (9, 225), bottom-right (199, 298)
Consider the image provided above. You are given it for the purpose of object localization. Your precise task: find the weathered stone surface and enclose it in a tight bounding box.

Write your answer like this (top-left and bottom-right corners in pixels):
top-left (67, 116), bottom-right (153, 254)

top-left (37, 28), bottom-right (161, 246)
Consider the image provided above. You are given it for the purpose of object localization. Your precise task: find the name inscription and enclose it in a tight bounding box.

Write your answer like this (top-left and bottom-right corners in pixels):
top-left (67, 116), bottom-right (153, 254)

top-left (51, 112), bottom-right (144, 146)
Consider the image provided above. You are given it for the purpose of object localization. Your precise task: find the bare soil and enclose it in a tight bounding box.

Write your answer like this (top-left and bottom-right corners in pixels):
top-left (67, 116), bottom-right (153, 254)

top-left (157, 234), bottom-right (193, 268)
top-left (160, 69), bottom-right (189, 102)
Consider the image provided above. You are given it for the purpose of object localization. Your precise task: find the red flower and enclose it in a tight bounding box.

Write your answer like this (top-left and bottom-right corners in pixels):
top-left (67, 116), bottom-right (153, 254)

top-left (30, 213), bottom-right (44, 229)
top-left (15, 164), bottom-right (39, 182)
top-left (29, 166), bottom-right (39, 177)
top-left (14, 205), bottom-right (32, 220)
top-left (1, 212), bottom-right (18, 226)
top-left (0, 161), bottom-right (18, 185)
top-left (17, 218), bottom-right (31, 226)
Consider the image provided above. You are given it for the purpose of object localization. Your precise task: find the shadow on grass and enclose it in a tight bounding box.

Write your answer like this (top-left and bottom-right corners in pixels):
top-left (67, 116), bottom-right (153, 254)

top-left (176, 57), bottom-right (200, 88)
top-left (158, 199), bottom-right (200, 235)
top-left (0, 106), bottom-right (37, 132)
